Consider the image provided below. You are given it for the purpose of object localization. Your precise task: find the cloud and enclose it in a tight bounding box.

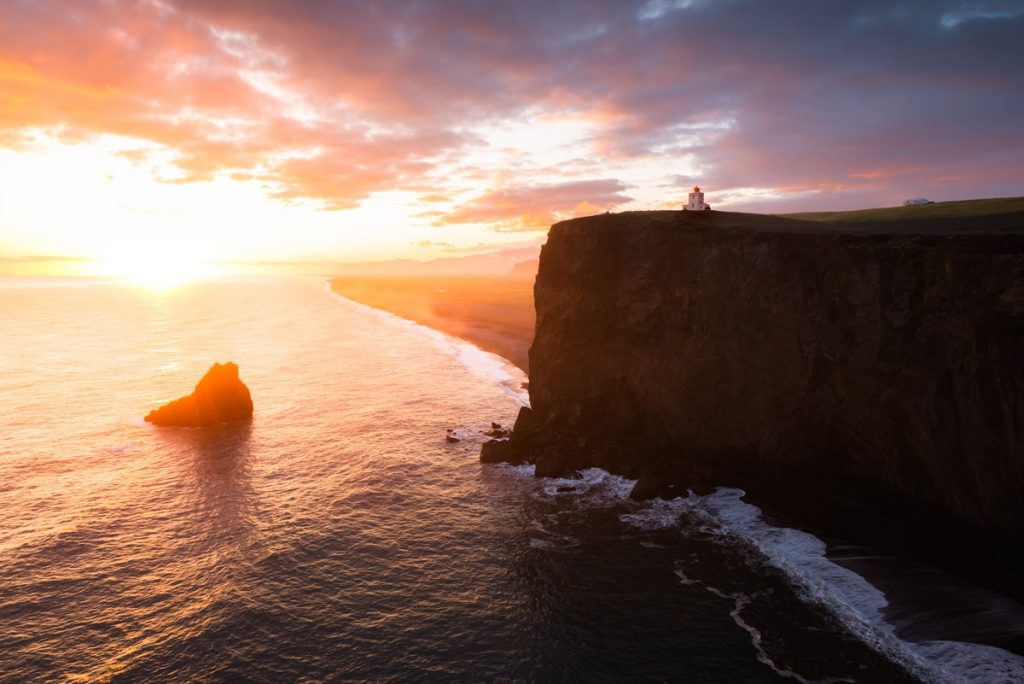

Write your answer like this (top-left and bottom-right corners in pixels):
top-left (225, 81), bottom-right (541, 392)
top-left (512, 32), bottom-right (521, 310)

top-left (0, 0), bottom-right (1020, 221)
top-left (442, 179), bottom-right (632, 230)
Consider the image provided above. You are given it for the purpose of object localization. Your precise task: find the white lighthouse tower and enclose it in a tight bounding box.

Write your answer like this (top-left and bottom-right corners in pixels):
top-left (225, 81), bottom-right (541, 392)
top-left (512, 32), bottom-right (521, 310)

top-left (684, 186), bottom-right (710, 211)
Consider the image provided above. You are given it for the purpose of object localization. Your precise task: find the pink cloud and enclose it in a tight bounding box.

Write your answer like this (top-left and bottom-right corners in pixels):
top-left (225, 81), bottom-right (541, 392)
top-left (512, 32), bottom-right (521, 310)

top-left (442, 179), bottom-right (632, 230)
top-left (0, 0), bottom-right (1020, 222)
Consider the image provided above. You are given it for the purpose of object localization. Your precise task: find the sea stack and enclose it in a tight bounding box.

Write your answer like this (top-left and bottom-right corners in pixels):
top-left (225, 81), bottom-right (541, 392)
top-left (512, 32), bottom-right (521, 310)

top-left (145, 362), bottom-right (253, 427)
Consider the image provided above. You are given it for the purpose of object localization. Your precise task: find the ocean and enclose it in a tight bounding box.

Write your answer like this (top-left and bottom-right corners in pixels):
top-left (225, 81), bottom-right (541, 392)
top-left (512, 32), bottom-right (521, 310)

top-left (1, 278), bottom-right (1022, 683)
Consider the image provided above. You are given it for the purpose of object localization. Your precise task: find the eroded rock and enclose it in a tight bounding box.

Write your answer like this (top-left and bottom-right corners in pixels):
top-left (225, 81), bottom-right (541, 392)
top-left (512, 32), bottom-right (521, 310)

top-left (145, 362), bottom-right (253, 427)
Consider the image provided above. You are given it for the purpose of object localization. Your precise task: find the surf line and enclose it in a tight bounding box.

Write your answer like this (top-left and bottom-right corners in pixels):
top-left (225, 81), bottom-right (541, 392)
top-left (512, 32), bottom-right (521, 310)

top-left (325, 284), bottom-right (530, 407)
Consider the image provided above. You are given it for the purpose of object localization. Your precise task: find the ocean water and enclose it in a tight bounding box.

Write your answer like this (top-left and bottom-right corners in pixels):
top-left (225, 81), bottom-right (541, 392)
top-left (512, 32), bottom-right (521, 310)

top-left (0, 278), bottom-right (1022, 683)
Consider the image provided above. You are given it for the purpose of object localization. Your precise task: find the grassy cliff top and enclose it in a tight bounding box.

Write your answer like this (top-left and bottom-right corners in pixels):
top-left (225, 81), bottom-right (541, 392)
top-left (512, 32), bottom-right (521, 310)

top-left (781, 196), bottom-right (1024, 233)
top-left (558, 197), bottom-right (1024, 236)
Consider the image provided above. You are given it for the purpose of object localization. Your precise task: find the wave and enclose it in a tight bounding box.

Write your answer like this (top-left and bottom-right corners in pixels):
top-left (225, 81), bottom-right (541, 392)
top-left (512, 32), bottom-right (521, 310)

top-left (326, 285), bottom-right (530, 407)
top-left (326, 281), bottom-right (1023, 682)
top-left (497, 462), bottom-right (1024, 684)
top-left (674, 567), bottom-right (843, 684)
top-left (684, 488), bottom-right (1024, 684)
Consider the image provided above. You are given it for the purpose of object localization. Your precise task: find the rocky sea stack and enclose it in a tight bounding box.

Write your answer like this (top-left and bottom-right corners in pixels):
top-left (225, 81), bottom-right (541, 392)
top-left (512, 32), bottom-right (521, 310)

top-left (145, 362), bottom-right (253, 427)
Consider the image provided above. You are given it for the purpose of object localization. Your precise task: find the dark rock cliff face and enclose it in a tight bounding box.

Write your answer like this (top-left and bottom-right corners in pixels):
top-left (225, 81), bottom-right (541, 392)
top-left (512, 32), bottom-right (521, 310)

top-left (483, 210), bottom-right (1024, 545)
top-left (145, 362), bottom-right (253, 427)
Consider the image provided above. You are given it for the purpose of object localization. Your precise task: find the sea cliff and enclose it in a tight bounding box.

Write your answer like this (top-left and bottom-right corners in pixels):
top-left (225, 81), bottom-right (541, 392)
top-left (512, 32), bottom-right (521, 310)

top-left (483, 208), bottom-right (1024, 548)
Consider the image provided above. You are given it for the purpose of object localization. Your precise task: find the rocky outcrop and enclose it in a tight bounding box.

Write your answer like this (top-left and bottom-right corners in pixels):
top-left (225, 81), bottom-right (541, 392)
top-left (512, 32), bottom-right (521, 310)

top-left (145, 362), bottom-right (253, 427)
top-left (483, 209), bottom-right (1024, 545)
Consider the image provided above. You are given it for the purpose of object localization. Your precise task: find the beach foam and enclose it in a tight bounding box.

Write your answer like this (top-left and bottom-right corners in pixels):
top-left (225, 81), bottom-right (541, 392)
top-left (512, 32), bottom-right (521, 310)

top-left (688, 488), bottom-right (1024, 684)
top-left (500, 460), bottom-right (1024, 684)
top-left (328, 286), bottom-right (530, 407)
top-left (327, 281), bottom-right (1023, 683)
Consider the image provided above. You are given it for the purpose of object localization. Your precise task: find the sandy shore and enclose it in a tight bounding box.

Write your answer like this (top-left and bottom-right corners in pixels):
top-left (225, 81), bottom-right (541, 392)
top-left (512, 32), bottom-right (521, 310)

top-left (330, 276), bottom-right (535, 374)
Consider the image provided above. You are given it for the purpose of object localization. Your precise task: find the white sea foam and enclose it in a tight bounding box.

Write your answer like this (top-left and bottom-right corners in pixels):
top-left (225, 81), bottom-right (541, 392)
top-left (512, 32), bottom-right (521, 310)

top-left (535, 467), bottom-right (637, 507)
top-left (619, 496), bottom-right (691, 530)
top-left (499, 462), bottom-right (537, 478)
top-left (674, 568), bottom-right (853, 684)
top-left (333, 271), bottom-right (1023, 682)
top-left (327, 287), bottom-right (530, 407)
top-left (502, 459), bottom-right (1024, 684)
top-left (915, 641), bottom-right (1024, 683)
top-left (668, 488), bottom-right (1024, 684)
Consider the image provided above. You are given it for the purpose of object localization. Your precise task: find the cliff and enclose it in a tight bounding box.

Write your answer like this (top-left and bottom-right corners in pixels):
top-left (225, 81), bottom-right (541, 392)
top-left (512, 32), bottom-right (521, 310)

top-left (483, 208), bottom-right (1024, 546)
top-left (145, 362), bottom-right (253, 427)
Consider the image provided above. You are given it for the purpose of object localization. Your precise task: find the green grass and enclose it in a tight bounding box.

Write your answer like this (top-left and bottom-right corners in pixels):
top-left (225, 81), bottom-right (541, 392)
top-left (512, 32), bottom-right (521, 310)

top-left (783, 196), bottom-right (1024, 224)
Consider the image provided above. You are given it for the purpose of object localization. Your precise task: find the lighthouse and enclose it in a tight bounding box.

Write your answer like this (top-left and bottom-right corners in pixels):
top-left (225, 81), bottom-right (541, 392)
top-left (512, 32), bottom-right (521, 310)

top-left (684, 186), bottom-right (710, 211)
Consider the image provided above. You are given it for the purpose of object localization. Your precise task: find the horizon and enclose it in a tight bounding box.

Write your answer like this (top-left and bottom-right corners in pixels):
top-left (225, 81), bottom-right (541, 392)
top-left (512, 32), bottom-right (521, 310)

top-left (1, 0), bottom-right (1021, 282)
top-left (3, 193), bottom-right (1021, 283)
top-left (2, 5), bottom-right (1024, 677)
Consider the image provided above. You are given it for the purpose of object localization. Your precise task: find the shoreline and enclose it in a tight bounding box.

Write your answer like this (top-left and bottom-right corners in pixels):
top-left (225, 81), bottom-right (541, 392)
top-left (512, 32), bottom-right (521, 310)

top-left (328, 271), bottom-right (1024, 673)
top-left (330, 275), bottom-right (535, 374)
top-left (327, 285), bottom-right (531, 408)
top-left (741, 479), bottom-right (1024, 660)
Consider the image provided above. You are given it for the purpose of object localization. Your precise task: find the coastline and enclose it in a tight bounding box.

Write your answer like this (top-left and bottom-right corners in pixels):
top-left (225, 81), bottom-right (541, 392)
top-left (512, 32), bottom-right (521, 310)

top-left (742, 479), bottom-right (1024, 660)
top-left (480, 207), bottom-right (1024, 676)
top-left (326, 284), bottom-right (531, 408)
top-left (330, 275), bottom-right (535, 374)
top-left (324, 276), bottom-right (1024, 679)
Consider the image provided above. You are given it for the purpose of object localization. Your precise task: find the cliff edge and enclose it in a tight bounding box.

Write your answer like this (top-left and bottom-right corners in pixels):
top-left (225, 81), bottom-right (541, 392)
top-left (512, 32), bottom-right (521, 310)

top-left (483, 207), bottom-right (1024, 547)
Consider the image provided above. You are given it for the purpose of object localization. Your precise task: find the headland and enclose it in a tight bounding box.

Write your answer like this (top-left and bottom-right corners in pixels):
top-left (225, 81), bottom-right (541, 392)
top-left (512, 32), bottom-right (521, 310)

top-left (482, 198), bottom-right (1024, 598)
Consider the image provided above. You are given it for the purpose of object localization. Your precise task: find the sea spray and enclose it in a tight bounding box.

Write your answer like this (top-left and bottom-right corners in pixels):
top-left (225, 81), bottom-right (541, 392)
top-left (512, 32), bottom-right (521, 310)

top-left (494, 460), bottom-right (1024, 684)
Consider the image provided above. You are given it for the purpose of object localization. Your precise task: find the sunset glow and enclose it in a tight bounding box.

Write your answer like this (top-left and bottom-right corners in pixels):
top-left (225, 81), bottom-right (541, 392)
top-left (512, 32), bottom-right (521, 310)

top-left (93, 237), bottom-right (217, 289)
top-left (0, 1), bottom-right (1021, 276)
top-left (1, 3), bottom-right (1023, 681)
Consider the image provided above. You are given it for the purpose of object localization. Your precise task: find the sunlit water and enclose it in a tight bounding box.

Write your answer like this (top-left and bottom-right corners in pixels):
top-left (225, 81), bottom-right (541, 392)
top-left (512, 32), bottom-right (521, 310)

top-left (1, 279), bottom-right (1022, 683)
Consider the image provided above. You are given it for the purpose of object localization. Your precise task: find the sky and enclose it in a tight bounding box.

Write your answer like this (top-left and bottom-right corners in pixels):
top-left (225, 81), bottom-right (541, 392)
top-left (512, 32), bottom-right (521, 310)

top-left (1, 0), bottom-right (1022, 277)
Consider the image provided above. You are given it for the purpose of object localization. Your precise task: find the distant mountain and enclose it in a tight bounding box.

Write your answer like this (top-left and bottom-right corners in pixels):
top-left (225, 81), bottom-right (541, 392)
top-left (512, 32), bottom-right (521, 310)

top-left (507, 259), bottom-right (539, 278)
top-left (333, 245), bottom-right (542, 277)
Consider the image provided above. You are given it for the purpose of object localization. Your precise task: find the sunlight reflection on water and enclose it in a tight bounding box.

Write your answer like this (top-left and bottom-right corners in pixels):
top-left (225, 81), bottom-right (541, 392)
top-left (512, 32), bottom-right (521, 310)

top-left (0, 279), bottom-right (1017, 683)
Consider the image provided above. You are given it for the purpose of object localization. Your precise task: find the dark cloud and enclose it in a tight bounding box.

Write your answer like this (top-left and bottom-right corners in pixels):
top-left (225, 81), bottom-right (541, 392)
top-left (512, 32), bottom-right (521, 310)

top-left (0, 0), bottom-right (1020, 217)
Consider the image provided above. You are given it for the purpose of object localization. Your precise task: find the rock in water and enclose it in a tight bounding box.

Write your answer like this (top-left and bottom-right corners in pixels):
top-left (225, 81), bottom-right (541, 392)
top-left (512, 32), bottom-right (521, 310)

top-left (145, 362), bottom-right (253, 427)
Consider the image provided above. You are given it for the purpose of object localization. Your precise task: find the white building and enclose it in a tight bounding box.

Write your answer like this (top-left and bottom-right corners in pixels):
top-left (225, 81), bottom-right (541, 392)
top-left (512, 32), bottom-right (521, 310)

top-left (903, 197), bottom-right (932, 206)
top-left (684, 186), bottom-right (711, 211)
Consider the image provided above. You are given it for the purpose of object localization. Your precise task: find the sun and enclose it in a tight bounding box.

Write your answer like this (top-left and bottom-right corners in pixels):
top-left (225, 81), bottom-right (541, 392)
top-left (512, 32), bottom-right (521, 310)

top-left (94, 237), bottom-right (216, 290)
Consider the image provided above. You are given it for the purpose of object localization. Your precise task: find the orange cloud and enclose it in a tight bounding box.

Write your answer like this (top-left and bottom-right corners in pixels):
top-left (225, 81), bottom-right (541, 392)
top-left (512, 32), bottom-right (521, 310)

top-left (0, 0), bottom-right (1021, 225)
top-left (442, 179), bottom-right (632, 231)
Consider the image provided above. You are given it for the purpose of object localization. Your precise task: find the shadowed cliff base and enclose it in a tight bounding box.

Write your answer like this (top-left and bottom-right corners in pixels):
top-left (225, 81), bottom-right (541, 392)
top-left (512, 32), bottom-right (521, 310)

top-left (482, 199), bottom-right (1024, 607)
top-left (330, 276), bottom-right (535, 373)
